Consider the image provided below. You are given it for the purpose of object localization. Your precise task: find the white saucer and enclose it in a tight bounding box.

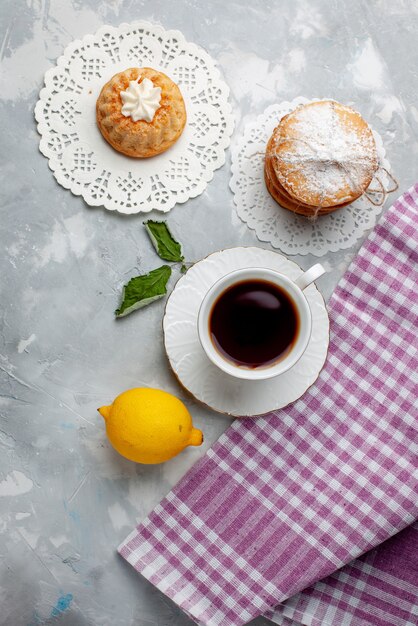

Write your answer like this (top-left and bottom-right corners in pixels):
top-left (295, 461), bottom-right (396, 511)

top-left (163, 247), bottom-right (329, 417)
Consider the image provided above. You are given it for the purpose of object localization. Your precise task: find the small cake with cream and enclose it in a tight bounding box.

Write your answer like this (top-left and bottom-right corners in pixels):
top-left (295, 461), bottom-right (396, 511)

top-left (96, 67), bottom-right (186, 158)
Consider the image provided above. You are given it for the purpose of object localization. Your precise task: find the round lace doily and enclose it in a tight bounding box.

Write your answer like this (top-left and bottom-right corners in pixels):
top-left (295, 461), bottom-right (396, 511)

top-left (35, 21), bottom-right (234, 214)
top-left (230, 97), bottom-right (393, 256)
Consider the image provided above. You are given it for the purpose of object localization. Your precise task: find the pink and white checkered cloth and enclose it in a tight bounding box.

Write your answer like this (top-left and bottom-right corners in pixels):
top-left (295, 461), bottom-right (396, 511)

top-left (268, 521), bottom-right (418, 626)
top-left (119, 185), bottom-right (418, 626)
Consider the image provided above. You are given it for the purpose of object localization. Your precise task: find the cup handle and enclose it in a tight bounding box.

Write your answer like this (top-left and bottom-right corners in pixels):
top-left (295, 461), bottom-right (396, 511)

top-left (294, 263), bottom-right (326, 291)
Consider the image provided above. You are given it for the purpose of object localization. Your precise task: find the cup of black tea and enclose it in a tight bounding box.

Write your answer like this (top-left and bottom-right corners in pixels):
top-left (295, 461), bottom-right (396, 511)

top-left (197, 264), bottom-right (325, 380)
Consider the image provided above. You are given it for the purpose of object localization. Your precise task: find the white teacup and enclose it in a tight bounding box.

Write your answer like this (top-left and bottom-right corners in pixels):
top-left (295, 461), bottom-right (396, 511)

top-left (197, 264), bottom-right (325, 380)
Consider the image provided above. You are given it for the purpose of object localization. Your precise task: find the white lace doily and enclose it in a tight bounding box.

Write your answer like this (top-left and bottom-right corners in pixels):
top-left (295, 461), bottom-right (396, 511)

top-left (230, 97), bottom-right (393, 256)
top-left (35, 21), bottom-right (234, 214)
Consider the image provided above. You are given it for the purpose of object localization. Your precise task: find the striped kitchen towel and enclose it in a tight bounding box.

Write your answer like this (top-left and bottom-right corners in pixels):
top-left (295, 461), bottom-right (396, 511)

top-left (268, 521), bottom-right (418, 626)
top-left (119, 185), bottom-right (418, 626)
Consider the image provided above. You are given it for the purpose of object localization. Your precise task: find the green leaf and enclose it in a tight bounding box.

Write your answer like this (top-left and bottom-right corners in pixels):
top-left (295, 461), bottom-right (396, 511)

top-left (115, 265), bottom-right (172, 318)
top-left (144, 220), bottom-right (184, 263)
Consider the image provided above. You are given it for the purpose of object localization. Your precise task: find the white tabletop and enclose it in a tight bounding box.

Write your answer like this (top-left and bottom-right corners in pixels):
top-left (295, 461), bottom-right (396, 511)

top-left (1, 1), bottom-right (417, 624)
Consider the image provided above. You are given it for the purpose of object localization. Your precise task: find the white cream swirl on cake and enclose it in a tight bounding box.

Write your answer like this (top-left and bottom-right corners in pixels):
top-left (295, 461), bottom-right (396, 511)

top-left (120, 76), bottom-right (162, 123)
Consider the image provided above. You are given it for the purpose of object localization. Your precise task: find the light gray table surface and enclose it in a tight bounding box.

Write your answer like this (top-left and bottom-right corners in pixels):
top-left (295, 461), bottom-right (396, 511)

top-left (1, 1), bottom-right (417, 624)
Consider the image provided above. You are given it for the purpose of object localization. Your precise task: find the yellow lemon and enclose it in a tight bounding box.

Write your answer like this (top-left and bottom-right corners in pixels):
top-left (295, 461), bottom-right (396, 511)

top-left (98, 387), bottom-right (203, 464)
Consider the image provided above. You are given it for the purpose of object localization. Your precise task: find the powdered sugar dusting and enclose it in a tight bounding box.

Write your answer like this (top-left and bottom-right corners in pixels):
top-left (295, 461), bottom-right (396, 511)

top-left (273, 101), bottom-right (378, 206)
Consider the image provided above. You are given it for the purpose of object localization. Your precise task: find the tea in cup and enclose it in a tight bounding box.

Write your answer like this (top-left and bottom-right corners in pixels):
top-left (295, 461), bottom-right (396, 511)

top-left (197, 264), bottom-right (325, 380)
